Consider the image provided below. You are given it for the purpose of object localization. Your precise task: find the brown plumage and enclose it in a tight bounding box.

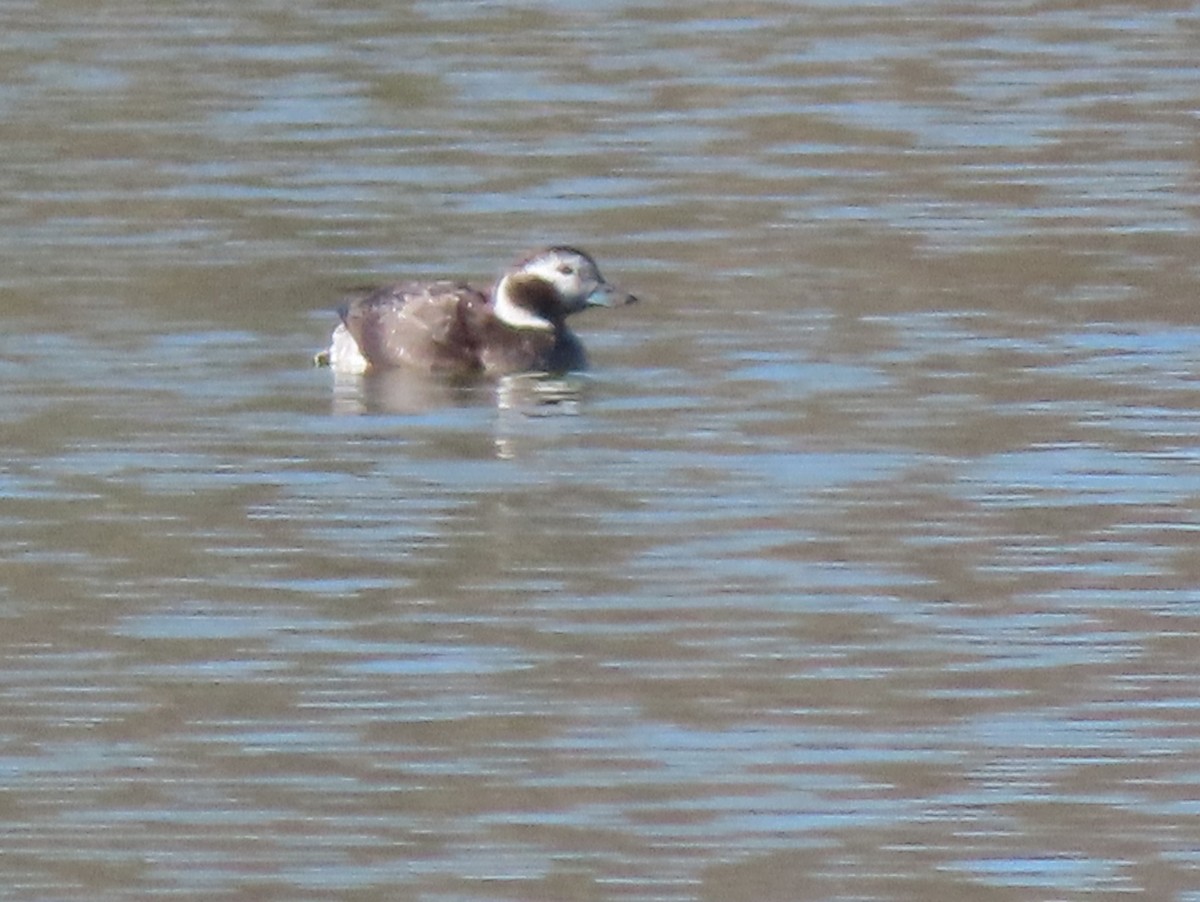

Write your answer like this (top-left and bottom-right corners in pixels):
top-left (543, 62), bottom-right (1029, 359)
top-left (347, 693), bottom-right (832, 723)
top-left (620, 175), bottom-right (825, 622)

top-left (318, 247), bottom-right (636, 377)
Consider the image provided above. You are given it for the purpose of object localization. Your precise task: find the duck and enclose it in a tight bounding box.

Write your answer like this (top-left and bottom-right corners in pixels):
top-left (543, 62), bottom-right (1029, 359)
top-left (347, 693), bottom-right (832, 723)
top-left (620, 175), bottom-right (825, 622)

top-left (315, 246), bottom-right (637, 377)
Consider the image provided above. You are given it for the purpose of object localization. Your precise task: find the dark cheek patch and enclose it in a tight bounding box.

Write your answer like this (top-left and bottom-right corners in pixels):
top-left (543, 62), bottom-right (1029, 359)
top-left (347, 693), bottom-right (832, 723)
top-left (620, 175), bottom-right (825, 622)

top-left (507, 275), bottom-right (565, 322)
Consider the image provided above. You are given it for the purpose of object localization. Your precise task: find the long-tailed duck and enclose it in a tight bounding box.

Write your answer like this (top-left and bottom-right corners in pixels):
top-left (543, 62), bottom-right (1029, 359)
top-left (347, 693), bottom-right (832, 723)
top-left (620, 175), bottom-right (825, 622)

top-left (316, 246), bottom-right (636, 377)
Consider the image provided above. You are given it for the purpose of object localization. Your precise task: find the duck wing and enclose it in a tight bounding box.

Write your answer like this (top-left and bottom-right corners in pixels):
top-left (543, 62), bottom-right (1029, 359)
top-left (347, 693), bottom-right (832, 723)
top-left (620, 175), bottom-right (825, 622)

top-left (338, 281), bottom-right (488, 373)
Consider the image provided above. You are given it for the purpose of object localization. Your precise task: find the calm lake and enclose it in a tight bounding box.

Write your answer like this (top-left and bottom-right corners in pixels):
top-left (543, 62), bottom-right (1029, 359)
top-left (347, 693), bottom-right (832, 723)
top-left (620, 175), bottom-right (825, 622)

top-left (3, 1), bottom-right (1200, 899)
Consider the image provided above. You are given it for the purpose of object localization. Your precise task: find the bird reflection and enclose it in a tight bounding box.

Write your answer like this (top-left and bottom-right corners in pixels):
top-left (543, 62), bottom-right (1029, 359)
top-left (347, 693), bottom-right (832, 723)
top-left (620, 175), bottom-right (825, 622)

top-left (493, 373), bottom-right (588, 459)
top-left (326, 368), bottom-right (589, 459)
top-left (328, 367), bottom-right (485, 416)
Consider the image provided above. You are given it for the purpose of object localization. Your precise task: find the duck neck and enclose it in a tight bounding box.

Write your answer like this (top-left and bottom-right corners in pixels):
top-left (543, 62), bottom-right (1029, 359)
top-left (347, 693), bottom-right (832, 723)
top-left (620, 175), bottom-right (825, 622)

top-left (493, 275), bottom-right (558, 332)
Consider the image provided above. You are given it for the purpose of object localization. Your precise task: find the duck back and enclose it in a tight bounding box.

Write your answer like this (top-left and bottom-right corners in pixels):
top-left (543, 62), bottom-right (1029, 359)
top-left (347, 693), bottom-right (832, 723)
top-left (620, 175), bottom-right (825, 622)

top-left (339, 281), bottom-right (487, 375)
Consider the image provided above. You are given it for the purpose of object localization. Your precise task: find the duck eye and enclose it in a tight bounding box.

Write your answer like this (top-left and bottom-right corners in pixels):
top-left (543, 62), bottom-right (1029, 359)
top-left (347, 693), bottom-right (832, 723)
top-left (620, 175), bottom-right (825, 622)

top-left (557, 264), bottom-right (575, 276)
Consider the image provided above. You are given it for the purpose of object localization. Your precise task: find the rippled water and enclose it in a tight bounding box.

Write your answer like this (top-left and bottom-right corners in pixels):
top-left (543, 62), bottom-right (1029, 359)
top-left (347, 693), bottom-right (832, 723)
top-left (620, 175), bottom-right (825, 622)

top-left (3, 1), bottom-right (1200, 899)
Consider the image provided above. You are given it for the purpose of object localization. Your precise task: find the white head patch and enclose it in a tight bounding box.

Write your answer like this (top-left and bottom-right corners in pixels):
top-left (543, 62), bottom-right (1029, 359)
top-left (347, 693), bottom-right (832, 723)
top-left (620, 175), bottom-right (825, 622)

top-left (518, 250), bottom-right (602, 312)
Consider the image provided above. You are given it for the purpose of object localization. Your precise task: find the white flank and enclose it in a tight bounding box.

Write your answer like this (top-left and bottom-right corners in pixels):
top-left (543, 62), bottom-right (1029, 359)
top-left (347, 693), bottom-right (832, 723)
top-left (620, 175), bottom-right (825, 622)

top-left (326, 323), bottom-right (370, 374)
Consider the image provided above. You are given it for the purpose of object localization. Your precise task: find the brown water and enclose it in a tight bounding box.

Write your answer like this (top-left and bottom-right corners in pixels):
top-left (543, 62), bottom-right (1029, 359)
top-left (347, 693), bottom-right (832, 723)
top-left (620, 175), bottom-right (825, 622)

top-left (3, 1), bottom-right (1200, 899)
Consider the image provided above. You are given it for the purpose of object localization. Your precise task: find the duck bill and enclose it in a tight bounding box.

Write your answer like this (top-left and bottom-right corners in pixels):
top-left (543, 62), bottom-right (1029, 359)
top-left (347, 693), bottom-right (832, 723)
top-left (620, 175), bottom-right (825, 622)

top-left (586, 282), bottom-right (639, 308)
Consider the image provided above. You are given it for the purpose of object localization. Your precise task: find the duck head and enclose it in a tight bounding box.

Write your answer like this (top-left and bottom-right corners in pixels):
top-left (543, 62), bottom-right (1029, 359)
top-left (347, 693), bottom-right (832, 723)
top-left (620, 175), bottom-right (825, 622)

top-left (492, 246), bottom-right (638, 331)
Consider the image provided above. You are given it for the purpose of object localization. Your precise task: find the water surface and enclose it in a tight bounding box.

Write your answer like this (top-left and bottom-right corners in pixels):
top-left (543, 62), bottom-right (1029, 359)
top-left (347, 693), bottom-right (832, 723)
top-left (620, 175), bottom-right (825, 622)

top-left (3, 1), bottom-right (1200, 899)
